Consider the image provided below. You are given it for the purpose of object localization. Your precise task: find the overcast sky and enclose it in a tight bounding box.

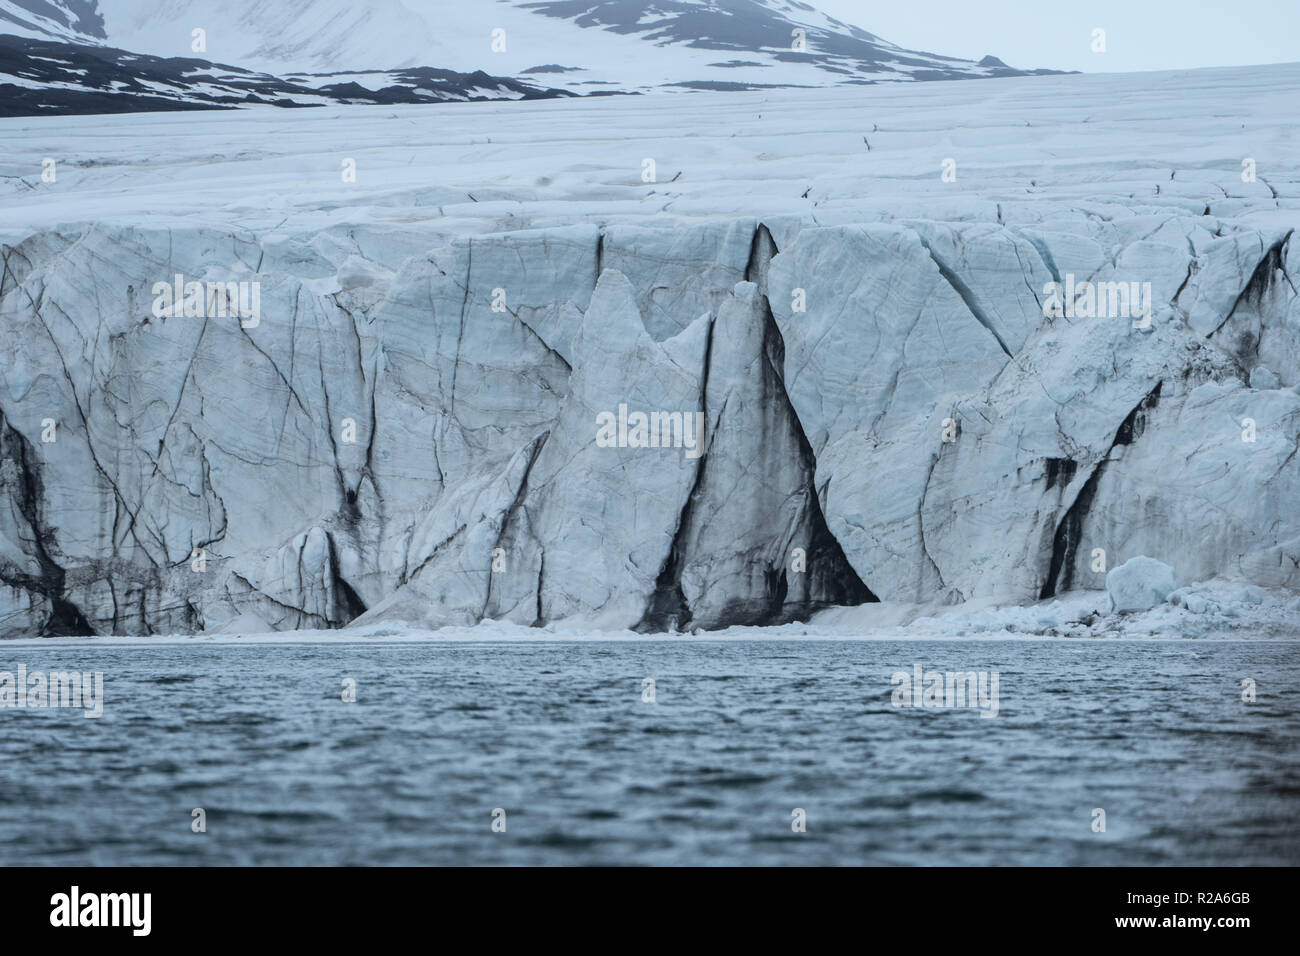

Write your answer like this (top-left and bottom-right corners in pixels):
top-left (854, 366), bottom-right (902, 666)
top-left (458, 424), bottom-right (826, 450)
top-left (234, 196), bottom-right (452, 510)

top-left (812, 0), bottom-right (1299, 73)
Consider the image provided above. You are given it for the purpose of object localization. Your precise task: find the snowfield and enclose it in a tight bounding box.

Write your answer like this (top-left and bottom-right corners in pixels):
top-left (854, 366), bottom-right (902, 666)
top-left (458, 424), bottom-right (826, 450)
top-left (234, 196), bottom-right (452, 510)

top-left (1, 62), bottom-right (1299, 640)
top-left (2, 64), bottom-right (1295, 239)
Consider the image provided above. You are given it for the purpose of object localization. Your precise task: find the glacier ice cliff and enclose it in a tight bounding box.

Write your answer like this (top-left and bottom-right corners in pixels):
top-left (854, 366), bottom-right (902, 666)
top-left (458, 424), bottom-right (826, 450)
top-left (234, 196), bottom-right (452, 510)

top-left (2, 210), bottom-right (1297, 638)
top-left (2, 71), bottom-right (1299, 637)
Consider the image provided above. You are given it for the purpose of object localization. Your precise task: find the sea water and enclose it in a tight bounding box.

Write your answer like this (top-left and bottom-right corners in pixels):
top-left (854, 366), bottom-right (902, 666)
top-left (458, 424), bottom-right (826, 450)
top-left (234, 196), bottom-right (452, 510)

top-left (0, 638), bottom-right (1296, 865)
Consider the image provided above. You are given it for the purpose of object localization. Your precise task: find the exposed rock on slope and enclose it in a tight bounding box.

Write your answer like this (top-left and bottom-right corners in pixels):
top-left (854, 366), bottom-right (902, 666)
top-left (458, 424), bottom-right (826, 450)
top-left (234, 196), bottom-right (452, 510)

top-left (0, 35), bottom-right (573, 118)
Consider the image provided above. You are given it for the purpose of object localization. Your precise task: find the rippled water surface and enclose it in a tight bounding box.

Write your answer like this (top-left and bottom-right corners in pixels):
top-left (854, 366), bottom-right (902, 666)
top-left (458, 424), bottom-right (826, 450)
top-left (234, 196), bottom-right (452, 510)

top-left (1, 639), bottom-right (1297, 865)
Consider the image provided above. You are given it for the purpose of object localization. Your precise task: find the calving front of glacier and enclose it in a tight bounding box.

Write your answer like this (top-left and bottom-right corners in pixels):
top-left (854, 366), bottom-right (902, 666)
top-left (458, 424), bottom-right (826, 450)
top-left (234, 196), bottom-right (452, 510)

top-left (1, 65), bottom-right (1298, 638)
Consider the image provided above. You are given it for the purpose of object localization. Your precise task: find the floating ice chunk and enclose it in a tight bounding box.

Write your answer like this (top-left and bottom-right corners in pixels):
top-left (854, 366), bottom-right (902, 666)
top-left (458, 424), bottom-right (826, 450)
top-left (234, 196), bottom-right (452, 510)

top-left (1250, 367), bottom-right (1281, 390)
top-left (1107, 556), bottom-right (1178, 613)
top-left (1168, 587), bottom-right (1212, 614)
top-left (1240, 585), bottom-right (1267, 605)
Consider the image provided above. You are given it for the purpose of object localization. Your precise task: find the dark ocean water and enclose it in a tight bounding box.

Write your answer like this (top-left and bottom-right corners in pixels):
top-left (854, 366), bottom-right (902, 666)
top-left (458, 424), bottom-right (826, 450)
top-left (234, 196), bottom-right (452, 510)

top-left (1, 639), bottom-right (1297, 865)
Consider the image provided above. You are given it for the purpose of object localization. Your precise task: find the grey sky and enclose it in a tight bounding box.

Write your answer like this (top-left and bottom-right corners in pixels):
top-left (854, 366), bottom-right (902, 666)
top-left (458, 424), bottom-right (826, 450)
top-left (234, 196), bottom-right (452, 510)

top-left (812, 0), bottom-right (1299, 73)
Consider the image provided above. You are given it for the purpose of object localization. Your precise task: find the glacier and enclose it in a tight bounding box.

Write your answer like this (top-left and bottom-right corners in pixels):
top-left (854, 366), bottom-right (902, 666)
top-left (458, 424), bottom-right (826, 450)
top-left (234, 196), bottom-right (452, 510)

top-left (1, 63), bottom-right (1299, 638)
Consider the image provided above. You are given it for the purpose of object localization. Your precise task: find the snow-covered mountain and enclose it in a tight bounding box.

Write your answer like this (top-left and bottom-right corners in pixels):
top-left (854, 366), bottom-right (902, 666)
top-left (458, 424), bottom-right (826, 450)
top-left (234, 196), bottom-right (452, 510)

top-left (2, 64), bottom-right (1297, 638)
top-left (3, 0), bottom-right (1061, 99)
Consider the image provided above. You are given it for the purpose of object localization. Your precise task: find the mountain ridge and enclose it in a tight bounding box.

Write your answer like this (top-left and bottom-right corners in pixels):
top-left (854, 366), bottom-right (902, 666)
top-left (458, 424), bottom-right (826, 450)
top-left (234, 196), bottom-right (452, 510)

top-left (2, 0), bottom-right (1065, 100)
